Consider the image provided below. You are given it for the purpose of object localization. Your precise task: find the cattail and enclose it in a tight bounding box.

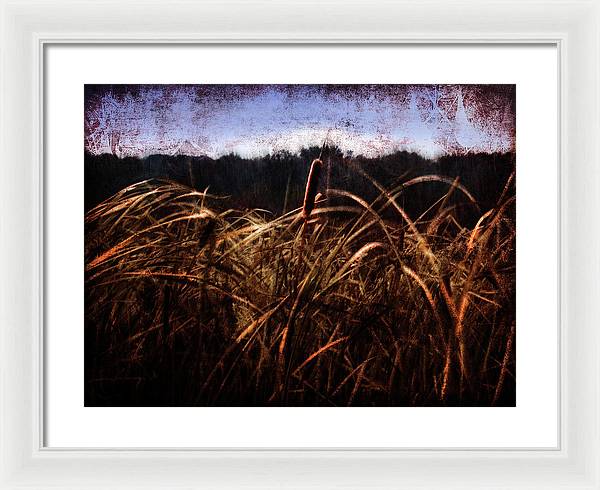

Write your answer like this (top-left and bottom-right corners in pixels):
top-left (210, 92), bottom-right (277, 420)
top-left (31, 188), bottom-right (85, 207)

top-left (302, 158), bottom-right (323, 220)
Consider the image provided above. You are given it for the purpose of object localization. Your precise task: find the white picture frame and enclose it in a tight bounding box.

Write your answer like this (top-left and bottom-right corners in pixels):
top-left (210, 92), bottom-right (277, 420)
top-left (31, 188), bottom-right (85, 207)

top-left (0, 0), bottom-right (598, 488)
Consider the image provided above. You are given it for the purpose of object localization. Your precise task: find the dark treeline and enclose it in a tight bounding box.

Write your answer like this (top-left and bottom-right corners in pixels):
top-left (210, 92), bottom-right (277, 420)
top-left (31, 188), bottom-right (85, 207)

top-left (85, 147), bottom-right (515, 226)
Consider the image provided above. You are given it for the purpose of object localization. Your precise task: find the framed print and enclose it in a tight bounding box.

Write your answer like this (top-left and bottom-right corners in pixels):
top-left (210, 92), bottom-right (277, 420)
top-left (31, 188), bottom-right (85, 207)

top-left (1, 0), bottom-right (599, 488)
top-left (46, 44), bottom-right (555, 449)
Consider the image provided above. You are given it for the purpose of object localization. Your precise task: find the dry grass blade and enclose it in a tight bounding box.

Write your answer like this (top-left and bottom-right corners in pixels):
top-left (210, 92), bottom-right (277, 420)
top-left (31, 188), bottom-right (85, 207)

top-left (400, 174), bottom-right (479, 209)
top-left (493, 321), bottom-right (515, 406)
top-left (235, 298), bottom-right (288, 343)
top-left (293, 336), bottom-right (349, 375)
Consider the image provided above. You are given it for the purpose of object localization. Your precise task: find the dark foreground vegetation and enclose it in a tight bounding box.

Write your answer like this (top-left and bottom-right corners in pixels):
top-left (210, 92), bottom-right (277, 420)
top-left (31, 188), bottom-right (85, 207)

top-left (85, 149), bottom-right (515, 406)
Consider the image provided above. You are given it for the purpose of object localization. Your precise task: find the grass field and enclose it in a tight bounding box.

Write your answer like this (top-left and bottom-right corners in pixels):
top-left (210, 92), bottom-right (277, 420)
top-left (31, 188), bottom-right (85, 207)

top-left (84, 157), bottom-right (515, 406)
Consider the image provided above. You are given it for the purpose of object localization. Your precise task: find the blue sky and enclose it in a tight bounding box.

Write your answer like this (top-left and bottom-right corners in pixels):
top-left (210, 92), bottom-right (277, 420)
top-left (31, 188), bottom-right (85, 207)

top-left (85, 84), bottom-right (515, 159)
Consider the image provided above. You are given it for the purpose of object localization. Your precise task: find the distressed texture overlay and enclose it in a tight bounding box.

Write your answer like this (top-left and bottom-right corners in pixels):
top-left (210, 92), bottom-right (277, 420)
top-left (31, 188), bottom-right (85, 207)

top-left (85, 84), bottom-right (516, 407)
top-left (85, 85), bottom-right (515, 159)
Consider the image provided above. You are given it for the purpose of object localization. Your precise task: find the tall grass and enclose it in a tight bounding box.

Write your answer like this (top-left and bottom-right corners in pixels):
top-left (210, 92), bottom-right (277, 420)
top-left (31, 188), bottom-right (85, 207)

top-left (85, 162), bottom-right (515, 406)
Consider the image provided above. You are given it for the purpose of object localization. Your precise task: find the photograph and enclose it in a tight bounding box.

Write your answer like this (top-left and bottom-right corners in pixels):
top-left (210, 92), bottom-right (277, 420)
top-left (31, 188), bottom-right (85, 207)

top-left (84, 83), bottom-right (516, 407)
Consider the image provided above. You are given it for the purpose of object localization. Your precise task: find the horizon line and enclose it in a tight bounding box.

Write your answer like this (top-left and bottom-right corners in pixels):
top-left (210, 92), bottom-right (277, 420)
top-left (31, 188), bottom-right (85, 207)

top-left (85, 147), bottom-right (516, 162)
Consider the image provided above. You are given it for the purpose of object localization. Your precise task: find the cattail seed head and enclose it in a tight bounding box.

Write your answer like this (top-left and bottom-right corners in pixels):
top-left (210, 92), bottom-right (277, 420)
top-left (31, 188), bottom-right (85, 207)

top-left (302, 158), bottom-right (323, 220)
